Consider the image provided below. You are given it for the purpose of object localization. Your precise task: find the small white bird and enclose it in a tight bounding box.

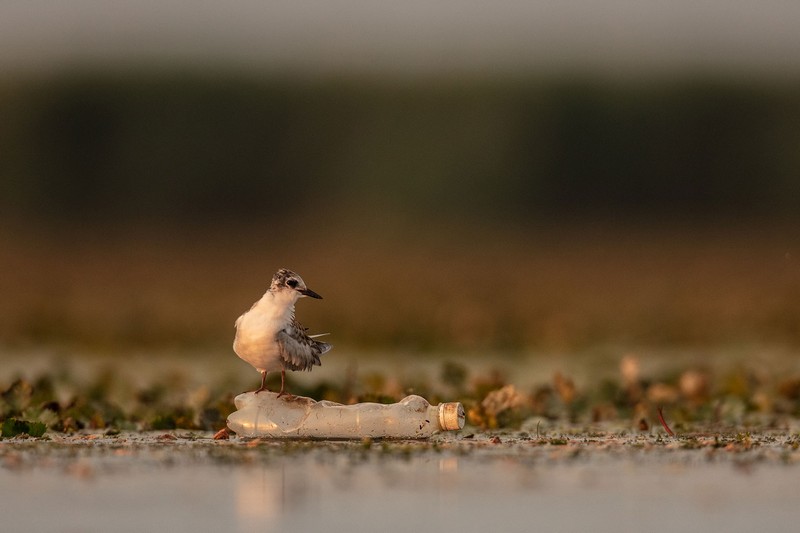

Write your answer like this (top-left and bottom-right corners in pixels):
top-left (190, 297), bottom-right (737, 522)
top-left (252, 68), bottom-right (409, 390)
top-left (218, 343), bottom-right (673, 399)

top-left (233, 268), bottom-right (332, 397)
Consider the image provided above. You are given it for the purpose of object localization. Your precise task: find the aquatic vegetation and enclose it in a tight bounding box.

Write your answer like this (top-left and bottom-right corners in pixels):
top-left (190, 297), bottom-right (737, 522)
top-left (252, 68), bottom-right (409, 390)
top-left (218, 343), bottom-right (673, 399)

top-left (2, 355), bottom-right (798, 438)
top-left (2, 418), bottom-right (46, 438)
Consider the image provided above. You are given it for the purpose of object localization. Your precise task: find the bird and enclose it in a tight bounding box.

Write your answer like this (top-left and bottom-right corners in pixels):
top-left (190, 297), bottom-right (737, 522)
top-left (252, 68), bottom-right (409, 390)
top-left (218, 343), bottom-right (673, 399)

top-left (233, 268), bottom-right (331, 397)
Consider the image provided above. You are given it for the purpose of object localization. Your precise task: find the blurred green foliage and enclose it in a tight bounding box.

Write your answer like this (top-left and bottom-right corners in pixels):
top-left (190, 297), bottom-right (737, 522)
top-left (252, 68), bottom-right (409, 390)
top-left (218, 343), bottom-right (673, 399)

top-left (2, 357), bottom-right (799, 435)
top-left (2, 418), bottom-right (46, 438)
top-left (1, 72), bottom-right (799, 223)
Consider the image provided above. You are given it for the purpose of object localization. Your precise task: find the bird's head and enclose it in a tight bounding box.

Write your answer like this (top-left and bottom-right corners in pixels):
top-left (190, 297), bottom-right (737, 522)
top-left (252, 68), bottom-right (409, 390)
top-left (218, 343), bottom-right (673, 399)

top-left (270, 268), bottom-right (323, 300)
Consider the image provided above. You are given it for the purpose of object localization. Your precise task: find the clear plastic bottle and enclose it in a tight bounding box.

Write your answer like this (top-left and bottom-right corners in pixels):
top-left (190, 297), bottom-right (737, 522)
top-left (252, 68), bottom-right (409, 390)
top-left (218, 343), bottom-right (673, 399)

top-left (226, 392), bottom-right (465, 439)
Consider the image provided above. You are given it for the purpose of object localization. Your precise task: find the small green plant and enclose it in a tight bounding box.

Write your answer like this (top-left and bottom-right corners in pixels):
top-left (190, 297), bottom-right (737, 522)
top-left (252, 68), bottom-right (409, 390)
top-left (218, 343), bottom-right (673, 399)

top-left (1, 418), bottom-right (47, 438)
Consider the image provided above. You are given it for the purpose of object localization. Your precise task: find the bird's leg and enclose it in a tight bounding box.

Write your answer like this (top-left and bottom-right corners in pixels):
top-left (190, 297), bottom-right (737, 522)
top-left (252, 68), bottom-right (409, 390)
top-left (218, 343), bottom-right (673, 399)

top-left (276, 369), bottom-right (290, 398)
top-left (254, 371), bottom-right (269, 394)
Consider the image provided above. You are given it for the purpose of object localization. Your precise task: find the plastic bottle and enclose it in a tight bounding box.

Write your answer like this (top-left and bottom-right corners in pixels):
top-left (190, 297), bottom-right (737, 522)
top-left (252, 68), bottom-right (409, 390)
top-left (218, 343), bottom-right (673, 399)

top-left (226, 392), bottom-right (465, 439)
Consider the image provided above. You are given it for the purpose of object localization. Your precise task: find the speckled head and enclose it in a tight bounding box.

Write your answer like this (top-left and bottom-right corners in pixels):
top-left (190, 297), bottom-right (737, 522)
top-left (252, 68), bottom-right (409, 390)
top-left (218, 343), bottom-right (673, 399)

top-left (270, 268), bottom-right (322, 299)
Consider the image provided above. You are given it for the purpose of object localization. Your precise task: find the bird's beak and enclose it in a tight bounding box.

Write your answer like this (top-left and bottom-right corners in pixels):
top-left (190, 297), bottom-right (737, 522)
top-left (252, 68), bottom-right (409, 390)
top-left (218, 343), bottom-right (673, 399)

top-left (299, 288), bottom-right (323, 299)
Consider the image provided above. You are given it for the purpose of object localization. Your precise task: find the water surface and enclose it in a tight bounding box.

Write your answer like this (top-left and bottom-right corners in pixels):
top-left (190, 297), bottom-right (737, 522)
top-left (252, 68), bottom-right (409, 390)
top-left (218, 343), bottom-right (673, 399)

top-left (2, 435), bottom-right (798, 533)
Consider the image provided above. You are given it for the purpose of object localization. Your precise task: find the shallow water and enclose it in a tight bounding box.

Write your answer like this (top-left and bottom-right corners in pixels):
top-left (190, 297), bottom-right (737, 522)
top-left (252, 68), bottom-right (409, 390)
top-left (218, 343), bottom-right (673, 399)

top-left (2, 435), bottom-right (799, 533)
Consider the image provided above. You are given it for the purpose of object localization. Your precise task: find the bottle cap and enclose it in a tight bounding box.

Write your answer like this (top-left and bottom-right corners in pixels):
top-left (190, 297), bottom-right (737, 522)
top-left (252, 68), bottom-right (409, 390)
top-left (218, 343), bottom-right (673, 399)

top-left (438, 402), bottom-right (465, 431)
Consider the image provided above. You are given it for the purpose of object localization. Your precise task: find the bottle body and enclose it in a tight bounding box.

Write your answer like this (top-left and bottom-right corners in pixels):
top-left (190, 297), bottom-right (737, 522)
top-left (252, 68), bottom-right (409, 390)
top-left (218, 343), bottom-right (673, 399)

top-left (226, 392), bottom-right (464, 439)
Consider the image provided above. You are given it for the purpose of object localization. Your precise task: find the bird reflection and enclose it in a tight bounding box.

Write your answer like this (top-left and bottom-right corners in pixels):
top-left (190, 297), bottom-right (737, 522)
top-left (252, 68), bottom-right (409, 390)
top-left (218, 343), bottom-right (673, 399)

top-left (235, 466), bottom-right (284, 527)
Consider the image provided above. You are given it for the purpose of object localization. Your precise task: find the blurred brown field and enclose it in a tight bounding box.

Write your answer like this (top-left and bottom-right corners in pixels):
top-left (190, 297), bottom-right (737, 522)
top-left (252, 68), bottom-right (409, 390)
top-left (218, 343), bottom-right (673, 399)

top-left (2, 216), bottom-right (798, 353)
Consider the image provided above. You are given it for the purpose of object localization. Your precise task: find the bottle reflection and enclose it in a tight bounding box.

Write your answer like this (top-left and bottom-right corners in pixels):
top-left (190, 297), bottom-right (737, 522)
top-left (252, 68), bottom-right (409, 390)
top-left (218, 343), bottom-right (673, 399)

top-left (233, 454), bottom-right (469, 528)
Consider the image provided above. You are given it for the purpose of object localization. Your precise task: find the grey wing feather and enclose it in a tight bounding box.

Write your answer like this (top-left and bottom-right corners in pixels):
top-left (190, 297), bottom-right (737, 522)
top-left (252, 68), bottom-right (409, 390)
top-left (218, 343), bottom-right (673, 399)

top-left (276, 320), bottom-right (332, 371)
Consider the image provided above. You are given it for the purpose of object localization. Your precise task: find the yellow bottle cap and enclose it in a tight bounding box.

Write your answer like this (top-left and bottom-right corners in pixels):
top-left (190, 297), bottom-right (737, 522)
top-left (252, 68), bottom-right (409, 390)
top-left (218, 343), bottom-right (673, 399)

top-left (438, 402), bottom-right (465, 431)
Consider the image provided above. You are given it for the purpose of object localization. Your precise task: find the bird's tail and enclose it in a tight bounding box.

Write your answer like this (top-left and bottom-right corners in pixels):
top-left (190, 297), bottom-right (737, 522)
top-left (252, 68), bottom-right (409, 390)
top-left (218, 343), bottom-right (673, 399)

top-left (309, 333), bottom-right (332, 355)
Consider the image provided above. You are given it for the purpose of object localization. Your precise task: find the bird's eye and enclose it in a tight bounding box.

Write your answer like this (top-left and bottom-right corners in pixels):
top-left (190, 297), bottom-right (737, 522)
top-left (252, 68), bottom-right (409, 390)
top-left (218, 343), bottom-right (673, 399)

top-left (287, 279), bottom-right (298, 288)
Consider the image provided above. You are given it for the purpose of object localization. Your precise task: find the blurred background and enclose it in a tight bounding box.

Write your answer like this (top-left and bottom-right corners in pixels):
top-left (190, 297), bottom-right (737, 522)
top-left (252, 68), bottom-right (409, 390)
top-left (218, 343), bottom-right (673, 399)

top-left (2, 0), bottom-right (800, 364)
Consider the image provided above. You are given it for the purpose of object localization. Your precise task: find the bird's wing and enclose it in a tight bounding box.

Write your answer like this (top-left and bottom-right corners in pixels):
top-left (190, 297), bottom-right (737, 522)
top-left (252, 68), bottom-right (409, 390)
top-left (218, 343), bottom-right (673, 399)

top-left (276, 320), bottom-right (332, 371)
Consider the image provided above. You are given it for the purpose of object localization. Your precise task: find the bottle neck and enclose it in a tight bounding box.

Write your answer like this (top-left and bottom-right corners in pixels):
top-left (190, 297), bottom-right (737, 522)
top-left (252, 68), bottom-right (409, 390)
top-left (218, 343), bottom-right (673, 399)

top-left (436, 402), bottom-right (465, 431)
